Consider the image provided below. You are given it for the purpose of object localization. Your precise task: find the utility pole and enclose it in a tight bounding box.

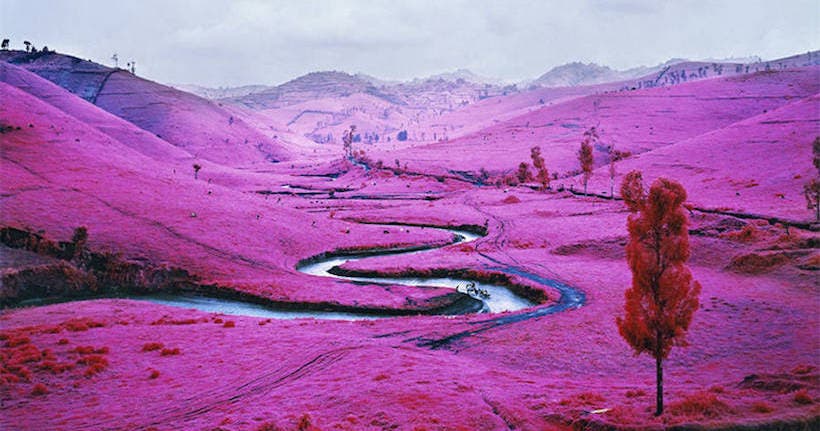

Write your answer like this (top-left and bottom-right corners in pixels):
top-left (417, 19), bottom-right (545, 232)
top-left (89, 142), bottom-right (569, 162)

top-left (111, 53), bottom-right (118, 68)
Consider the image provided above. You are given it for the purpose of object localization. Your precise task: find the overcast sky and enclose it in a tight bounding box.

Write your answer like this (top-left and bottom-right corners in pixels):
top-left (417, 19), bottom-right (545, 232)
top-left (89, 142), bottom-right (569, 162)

top-left (1, 0), bottom-right (818, 87)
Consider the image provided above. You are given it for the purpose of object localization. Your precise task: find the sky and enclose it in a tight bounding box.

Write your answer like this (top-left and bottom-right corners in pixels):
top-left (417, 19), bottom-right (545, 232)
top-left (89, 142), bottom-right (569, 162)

top-left (1, 0), bottom-right (818, 87)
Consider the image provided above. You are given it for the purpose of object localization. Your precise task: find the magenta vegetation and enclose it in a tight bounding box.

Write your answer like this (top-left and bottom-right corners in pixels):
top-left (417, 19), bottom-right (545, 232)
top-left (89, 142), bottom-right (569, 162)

top-left (0, 47), bottom-right (818, 431)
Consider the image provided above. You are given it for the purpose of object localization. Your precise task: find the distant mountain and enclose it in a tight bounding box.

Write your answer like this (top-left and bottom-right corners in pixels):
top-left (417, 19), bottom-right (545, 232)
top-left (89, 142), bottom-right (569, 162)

top-left (171, 83), bottom-right (273, 100)
top-left (618, 50), bottom-right (820, 91)
top-left (531, 62), bottom-right (621, 87)
top-left (418, 69), bottom-right (504, 86)
top-left (529, 59), bottom-right (693, 88)
top-left (226, 71), bottom-right (404, 109)
top-left (528, 52), bottom-right (819, 89)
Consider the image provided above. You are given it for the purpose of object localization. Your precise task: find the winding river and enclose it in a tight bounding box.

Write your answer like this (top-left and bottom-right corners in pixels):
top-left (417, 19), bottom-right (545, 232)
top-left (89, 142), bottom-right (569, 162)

top-left (137, 226), bottom-right (536, 320)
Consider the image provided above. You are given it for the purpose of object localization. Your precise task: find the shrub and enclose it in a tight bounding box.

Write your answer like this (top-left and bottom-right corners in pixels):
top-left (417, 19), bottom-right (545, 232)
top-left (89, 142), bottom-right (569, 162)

top-left (794, 389), bottom-right (813, 405)
top-left (667, 391), bottom-right (731, 418)
top-left (61, 318), bottom-right (105, 332)
top-left (160, 347), bottom-right (180, 356)
top-left (6, 335), bottom-right (31, 348)
top-left (502, 195), bottom-right (520, 204)
top-left (752, 401), bottom-right (774, 413)
top-left (38, 360), bottom-right (73, 374)
top-left (31, 383), bottom-right (48, 396)
top-left (78, 355), bottom-right (108, 377)
top-left (792, 364), bottom-right (815, 375)
top-left (559, 392), bottom-right (605, 406)
top-left (151, 317), bottom-right (201, 325)
top-left (10, 344), bottom-right (42, 363)
top-left (297, 414), bottom-right (317, 431)
top-left (256, 422), bottom-right (283, 431)
top-left (223, 321), bottom-right (235, 328)
top-left (72, 345), bottom-right (108, 355)
top-left (72, 346), bottom-right (94, 354)
top-left (149, 369), bottom-right (160, 379)
top-left (625, 389), bottom-right (646, 398)
top-left (142, 342), bottom-right (164, 352)
top-left (720, 224), bottom-right (761, 242)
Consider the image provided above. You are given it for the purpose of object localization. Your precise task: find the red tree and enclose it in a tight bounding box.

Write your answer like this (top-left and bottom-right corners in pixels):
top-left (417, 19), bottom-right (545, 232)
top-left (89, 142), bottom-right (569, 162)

top-left (804, 137), bottom-right (820, 221)
top-left (342, 125), bottom-right (356, 159)
top-left (517, 162), bottom-right (532, 184)
top-left (616, 171), bottom-right (702, 416)
top-left (530, 146), bottom-right (549, 191)
top-left (578, 128), bottom-right (596, 195)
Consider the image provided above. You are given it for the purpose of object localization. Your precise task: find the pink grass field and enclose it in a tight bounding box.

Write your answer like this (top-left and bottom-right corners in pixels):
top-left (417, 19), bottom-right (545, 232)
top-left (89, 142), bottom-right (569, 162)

top-left (1, 50), bottom-right (819, 430)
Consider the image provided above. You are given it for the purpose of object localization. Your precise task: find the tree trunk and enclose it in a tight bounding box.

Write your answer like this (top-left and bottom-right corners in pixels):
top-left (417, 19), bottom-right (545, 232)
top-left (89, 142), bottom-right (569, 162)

top-left (655, 355), bottom-right (664, 416)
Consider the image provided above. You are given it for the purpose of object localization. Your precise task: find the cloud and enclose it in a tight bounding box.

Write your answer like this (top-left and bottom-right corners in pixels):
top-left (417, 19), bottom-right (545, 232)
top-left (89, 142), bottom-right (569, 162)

top-left (1, 0), bottom-right (817, 87)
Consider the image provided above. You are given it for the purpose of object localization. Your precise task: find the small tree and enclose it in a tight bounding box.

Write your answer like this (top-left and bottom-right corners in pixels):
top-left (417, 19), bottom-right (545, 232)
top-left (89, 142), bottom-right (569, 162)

top-left (1, 39), bottom-right (9, 50)
top-left (516, 162), bottom-right (532, 184)
top-left (617, 171), bottom-right (702, 416)
top-left (609, 155), bottom-right (617, 199)
top-left (804, 137), bottom-right (820, 221)
top-left (71, 226), bottom-right (88, 261)
top-left (805, 179), bottom-right (819, 222)
top-left (607, 143), bottom-right (631, 199)
top-left (578, 128), bottom-right (596, 195)
top-left (530, 146), bottom-right (550, 191)
top-left (23, 40), bottom-right (31, 52)
top-left (342, 125), bottom-right (356, 159)
top-left (193, 163), bottom-right (201, 179)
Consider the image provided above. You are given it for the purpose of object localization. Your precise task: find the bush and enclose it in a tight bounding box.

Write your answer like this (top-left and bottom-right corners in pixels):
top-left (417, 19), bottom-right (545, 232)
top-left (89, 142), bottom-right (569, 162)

top-left (794, 389), bottom-right (813, 405)
top-left (625, 389), bottom-right (646, 398)
top-left (61, 318), bottom-right (105, 332)
top-left (38, 360), bottom-right (73, 374)
top-left (78, 355), bottom-right (108, 377)
top-left (160, 347), bottom-right (180, 356)
top-left (667, 391), bottom-right (732, 418)
top-left (31, 382), bottom-right (48, 396)
top-left (751, 401), bottom-right (774, 413)
top-left (502, 195), bottom-right (521, 204)
top-left (72, 345), bottom-right (108, 354)
top-left (256, 422), bottom-right (283, 431)
top-left (6, 335), bottom-right (31, 348)
top-left (142, 342), bottom-right (164, 352)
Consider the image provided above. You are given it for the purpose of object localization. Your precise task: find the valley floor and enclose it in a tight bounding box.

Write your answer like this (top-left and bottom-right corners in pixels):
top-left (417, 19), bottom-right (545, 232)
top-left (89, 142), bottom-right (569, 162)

top-left (2, 173), bottom-right (818, 431)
